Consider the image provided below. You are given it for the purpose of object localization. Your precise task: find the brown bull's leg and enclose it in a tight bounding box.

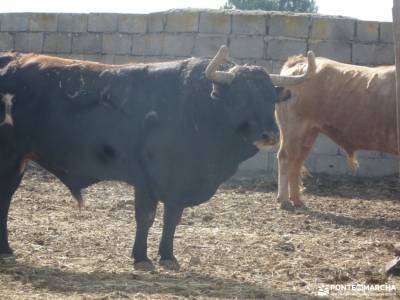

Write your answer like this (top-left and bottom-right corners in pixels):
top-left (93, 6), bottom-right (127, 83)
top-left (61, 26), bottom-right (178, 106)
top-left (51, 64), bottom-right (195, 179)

top-left (288, 161), bottom-right (307, 208)
top-left (277, 148), bottom-right (293, 211)
top-left (159, 204), bottom-right (183, 270)
top-left (132, 188), bottom-right (158, 270)
top-left (0, 170), bottom-right (23, 258)
top-left (288, 131), bottom-right (318, 208)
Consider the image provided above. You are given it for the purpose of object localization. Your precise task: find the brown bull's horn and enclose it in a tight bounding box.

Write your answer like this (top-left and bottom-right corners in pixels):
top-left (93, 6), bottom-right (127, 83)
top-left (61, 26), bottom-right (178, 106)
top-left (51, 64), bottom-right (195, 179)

top-left (0, 94), bottom-right (14, 126)
top-left (269, 51), bottom-right (316, 86)
top-left (205, 45), bottom-right (235, 84)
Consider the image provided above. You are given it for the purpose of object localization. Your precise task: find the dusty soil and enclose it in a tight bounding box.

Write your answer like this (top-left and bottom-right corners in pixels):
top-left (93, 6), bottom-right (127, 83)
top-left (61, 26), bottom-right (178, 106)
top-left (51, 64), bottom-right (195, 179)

top-left (1, 167), bottom-right (400, 299)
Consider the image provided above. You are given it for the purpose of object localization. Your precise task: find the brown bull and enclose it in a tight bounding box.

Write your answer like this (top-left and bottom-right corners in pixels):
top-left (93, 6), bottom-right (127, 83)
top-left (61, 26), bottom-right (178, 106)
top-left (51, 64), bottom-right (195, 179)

top-left (272, 52), bottom-right (397, 211)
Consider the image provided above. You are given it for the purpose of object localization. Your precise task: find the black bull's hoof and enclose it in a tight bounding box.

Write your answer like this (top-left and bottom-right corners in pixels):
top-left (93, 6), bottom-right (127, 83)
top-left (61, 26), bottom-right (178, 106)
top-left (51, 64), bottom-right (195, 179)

top-left (0, 253), bottom-right (16, 264)
top-left (160, 258), bottom-right (180, 271)
top-left (134, 259), bottom-right (155, 271)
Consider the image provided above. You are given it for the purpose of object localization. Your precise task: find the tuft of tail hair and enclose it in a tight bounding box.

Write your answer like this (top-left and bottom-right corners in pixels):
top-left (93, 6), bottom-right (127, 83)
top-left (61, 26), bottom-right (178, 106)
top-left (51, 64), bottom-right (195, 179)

top-left (70, 188), bottom-right (85, 210)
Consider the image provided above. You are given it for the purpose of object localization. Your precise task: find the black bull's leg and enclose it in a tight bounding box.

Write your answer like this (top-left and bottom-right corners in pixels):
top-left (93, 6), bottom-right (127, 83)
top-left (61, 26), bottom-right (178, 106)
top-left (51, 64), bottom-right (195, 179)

top-left (0, 169), bottom-right (23, 256)
top-left (159, 204), bottom-right (183, 270)
top-left (132, 188), bottom-right (158, 270)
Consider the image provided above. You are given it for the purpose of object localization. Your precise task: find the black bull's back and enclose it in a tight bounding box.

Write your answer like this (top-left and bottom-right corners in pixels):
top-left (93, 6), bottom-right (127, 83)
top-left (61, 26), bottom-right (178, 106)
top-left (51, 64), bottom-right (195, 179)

top-left (0, 51), bottom-right (279, 269)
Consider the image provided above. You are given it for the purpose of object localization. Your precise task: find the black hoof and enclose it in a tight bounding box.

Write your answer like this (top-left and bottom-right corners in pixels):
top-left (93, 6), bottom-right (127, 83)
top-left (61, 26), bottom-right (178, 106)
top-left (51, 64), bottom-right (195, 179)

top-left (0, 253), bottom-right (16, 264)
top-left (134, 259), bottom-right (155, 271)
top-left (280, 200), bottom-right (295, 212)
top-left (160, 258), bottom-right (180, 271)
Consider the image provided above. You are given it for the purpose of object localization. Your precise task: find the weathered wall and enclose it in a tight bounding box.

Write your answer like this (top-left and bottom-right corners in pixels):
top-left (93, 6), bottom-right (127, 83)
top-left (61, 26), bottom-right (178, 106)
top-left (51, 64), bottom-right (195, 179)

top-left (0, 10), bottom-right (397, 176)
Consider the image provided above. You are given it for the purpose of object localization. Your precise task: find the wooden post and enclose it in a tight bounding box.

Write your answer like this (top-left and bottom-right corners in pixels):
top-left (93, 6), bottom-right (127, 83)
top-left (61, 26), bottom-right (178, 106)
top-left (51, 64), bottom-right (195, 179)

top-left (394, 0), bottom-right (400, 161)
top-left (383, 0), bottom-right (400, 276)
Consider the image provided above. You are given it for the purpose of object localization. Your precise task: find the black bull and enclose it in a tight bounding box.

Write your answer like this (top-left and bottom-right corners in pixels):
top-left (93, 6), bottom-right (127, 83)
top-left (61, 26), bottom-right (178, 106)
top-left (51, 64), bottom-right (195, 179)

top-left (0, 46), bottom-right (279, 270)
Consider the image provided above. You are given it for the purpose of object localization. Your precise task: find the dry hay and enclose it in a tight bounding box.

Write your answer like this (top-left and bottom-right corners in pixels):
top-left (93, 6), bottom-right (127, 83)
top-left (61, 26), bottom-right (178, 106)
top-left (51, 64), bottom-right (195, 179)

top-left (1, 167), bottom-right (400, 299)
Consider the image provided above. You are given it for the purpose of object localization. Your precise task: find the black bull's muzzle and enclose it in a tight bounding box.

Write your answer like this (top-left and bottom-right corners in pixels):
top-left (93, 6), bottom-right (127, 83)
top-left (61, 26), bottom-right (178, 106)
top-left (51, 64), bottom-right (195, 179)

top-left (254, 131), bottom-right (279, 149)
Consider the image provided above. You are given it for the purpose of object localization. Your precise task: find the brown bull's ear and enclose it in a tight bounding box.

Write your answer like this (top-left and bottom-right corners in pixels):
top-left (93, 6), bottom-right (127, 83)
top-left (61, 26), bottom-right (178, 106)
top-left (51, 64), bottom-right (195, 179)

top-left (205, 45), bottom-right (235, 84)
top-left (275, 87), bottom-right (291, 103)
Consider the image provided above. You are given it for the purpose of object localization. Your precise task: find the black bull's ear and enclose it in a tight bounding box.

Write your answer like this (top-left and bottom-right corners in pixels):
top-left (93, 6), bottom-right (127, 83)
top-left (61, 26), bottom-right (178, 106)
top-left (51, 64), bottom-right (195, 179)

top-left (275, 87), bottom-right (291, 103)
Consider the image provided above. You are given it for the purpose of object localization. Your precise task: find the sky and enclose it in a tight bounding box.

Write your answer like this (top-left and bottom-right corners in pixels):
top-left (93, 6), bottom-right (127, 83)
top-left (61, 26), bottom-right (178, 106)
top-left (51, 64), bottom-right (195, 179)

top-left (0, 0), bottom-right (394, 22)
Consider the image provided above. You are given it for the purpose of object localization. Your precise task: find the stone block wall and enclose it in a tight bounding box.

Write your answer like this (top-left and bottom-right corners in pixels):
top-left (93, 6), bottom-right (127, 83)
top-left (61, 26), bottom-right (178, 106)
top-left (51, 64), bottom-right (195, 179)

top-left (0, 10), bottom-right (397, 177)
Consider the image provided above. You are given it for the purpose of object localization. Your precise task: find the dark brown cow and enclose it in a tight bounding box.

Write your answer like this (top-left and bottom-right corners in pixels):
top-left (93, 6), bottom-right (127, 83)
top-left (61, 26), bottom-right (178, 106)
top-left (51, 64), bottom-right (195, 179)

top-left (273, 51), bottom-right (397, 211)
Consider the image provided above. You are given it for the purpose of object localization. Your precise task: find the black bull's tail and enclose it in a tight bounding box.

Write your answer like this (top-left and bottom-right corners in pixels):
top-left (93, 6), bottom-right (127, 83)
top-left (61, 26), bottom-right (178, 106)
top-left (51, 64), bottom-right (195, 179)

top-left (0, 52), bottom-right (18, 131)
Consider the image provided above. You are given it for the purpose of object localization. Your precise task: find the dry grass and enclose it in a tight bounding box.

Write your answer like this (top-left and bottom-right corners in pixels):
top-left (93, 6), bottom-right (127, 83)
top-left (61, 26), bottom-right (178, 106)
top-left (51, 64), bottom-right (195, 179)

top-left (1, 167), bottom-right (400, 299)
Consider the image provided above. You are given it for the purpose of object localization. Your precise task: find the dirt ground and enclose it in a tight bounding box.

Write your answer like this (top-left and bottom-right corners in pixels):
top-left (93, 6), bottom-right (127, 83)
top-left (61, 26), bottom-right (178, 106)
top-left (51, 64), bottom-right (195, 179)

top-left (1, 167), bottom-right (400, 299)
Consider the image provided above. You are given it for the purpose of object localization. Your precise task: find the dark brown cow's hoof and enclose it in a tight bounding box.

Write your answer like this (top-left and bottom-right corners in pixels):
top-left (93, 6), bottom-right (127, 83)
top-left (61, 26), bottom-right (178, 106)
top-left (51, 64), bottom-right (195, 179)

top-left (293, 201), bottom-right (308, 210)
top-left (160, 258), bottom-right (180, 271)
top-left (0, 253), bottom-right (16, 264)
top-left (280, 200), bottom-right (295, 212)
top-left (134, 259), bottom-right (155, 271)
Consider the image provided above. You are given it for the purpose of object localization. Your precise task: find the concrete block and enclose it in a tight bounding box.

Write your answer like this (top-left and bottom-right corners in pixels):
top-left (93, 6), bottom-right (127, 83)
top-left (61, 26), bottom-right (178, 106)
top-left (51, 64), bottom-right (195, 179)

top-left (315, 154), bottom-right (350, 175)
top-left (15, 32), bottom-right (43, 52)
top-left (237, 58), bottom-right (256, 65)
top-left (43, 33), bottom-right (72, 53)
top-left (57, 14), bottom-right (87, 33)
top-left (71, 33), bottom-right (102, 54)
top-left (380, 22), bottom-right (393, 43)
top-left (1, 13), bottom-right (30, 32)
top-left (148, 13), bottom-right (166, 32)
top-left (304, 153), bottom-right (317, 173)
top-left (309, 40), bottom-right (352, 63)
top-left (88, 13), bottom-right (118, 33)
top-left (352, 150), bottom-right (382, 159)
top-left (266, 38), bottom-right (306, 60)
top-left (100, 54), bottom-right (115, 64)
top-left (312, 135), bottom-right (339, 155)
top-left (352, 43), bottom-right (394, 65)
top-left (266, 150), bottom-right (278, 176)
top-left (166, 11), bottom-right (199, 33)
top-left (199, 12), bottom-right (231, 34)
top-left (193, 34), bottom-right (228, 57)
top-left (29, 13), bottom-right (58, 32)
top-left (269, 14), bottom-right (310, 38)
top-left (232, 13), bottom-right (266, 35)
top-left (311, 17), bottom-right (355, 41)
top-left (0, 32), bottom-right (14, 51)
top-left (356, 21), bottom-right (379, 42)
top-left (229, 35), bottom-right (264, 59)
top-left (271, 60), bottom-right (285, 73)
top-left (357, 157), bottom-right (398, 177)
top-left (132, 33), bottom-right (164, 56)
top-left (118, 14), bottom-right (147, 34)
top-left (80, 54), bottom-right (103, 62)
top-left (163, 34), bottom-right (195, 56)
top-left (239, 149), bottom-right (269, 172)
top-left (114, 55), bottom-right (140, 64)
top-left (102, 33), bottom-right (132, 55)
top-left (255, 59), bottom-right (273, 73)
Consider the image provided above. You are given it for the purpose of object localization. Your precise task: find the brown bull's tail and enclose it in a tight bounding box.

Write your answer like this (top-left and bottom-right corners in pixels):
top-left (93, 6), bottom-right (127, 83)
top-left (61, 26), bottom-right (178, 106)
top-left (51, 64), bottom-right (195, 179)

top-left (347, 153), bottom-right (359, 174)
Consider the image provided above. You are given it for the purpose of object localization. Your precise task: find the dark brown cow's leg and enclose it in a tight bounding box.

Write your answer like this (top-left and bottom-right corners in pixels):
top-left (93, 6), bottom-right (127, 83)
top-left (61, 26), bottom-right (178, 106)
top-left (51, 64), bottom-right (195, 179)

top-left (159, 204), bottom-right (183, 270)
top-left (0, 170), bottom-right (23, 257)
top-left (276, 107), bottom-right (318, 210)
top-left (132, 188), bottom-right (158, 270)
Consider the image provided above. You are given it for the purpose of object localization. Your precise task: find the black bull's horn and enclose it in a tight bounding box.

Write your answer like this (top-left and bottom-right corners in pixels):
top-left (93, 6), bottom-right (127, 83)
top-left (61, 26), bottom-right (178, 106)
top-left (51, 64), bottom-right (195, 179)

top-left (206, 46), bottom-right (316, 86)
top-left (205, 45), bottom-right (235, 84)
